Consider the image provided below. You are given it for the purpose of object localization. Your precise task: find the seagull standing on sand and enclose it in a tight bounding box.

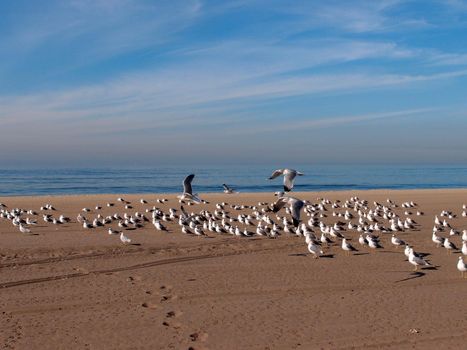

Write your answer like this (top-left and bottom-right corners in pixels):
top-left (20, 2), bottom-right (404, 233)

top-left (272, 196), bottom-right (305, 227)
top-left (19, 224), bottom-right (31, 234)
top-left (120, 232), bottom-right (131, 244)
top-left (178, 174), bottom-right (202, 203)
top-left (391, 234), bottom-right (405, 248)
top-left (307, 241), bottom-right (323, 258)
top-left (457, 257), bottom-right (467, 278)
top-left (408, 248), bottom-right (430, 271)
top-left (341, 238), bottom-right (358, 255)
top-left (268, 168), bottom-right (304, 192)
top-left (462, 241), bottom-right (467, 256)
top-left (443, 238), bottom-right (458, 254)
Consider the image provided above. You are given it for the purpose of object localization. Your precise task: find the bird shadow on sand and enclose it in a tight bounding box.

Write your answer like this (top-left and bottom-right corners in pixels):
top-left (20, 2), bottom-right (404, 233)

top-left (394, 266), bottom-right (438, 283)
top-left (130, 243), bottom-right (141, 246)
top-left (394, 272), bottom-right (425, 283)
top-left (352, 252), bottom-right (369, 256)
top-left (288, 253), bottom-right (335, 259)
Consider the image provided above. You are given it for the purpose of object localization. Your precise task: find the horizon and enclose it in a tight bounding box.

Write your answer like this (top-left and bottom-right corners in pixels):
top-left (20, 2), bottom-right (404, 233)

top-left (2, 1), bottom-right (467, 167)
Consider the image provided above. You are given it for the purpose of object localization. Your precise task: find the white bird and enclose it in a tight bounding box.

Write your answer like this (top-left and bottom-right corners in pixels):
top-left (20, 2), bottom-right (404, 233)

top-left (368, 237), bottom-right (383, 249)
top-left (391, 234), bottom-right (405, 248)
top-left (408, 248), bottom-right (430, 271)
top-left (457, 257), bottom-right (467, 278)
top-left (108, 228), bottom-right (119, 235)
top-left (178, 174), bottom-right (202, 203)
top-left (120, 232), bottom-right (131, 244)
top-left (19, 224), bottom-right (31, 234)
top-left (268, 168), bottom-right (304, 192)
top-left (443, 238), bottom-right (458, 254)
top-left (462, 241), bottom-right (467, 256)
top-left (341, 238), bottom-right (357, 255)
top-left (307, 242), bottom-right (323, 259)
top-left (26, 217), bottom-right (37, 225)
top-left (320, 233), bottom-right (333, 246)
top-left (272, 196), bottom-right (305, 228)
top-left (358, 234), bottom-right (368, 246)
top-left (222, 184), bottom-right (237, 194)
top-left (194, 226), bottom-right (205, 236)
top-left (432, 232), bottom-right (444, 247)
top-left (153, 220), bottom-right (167, 231)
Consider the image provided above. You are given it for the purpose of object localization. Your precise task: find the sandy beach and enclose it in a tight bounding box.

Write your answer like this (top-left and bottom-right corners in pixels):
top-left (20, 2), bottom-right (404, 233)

top-left (1, 189), bottom-right (467, 349)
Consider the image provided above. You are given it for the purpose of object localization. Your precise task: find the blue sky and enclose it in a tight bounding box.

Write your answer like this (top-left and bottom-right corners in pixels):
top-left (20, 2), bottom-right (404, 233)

top-left (1, 0), bottom-right (467, 167)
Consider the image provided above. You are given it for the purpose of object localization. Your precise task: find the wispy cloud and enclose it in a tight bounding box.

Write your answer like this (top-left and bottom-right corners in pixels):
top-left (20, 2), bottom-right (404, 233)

top-left (1, 0), bottom-right (467, 164)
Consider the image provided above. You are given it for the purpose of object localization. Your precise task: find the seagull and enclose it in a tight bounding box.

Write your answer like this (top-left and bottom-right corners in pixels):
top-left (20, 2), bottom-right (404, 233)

top-left (153, 220), bottom-right (168, 231)
top-left (222, 184), bottom-right (237, 194)
top-left (358, 234), bottom-right (369, 247)
top-left (19, 224), bottom-right (31, 234)
top-left (178, 174), bottom-right (202, 203)
top-left (443, 238), bottom-right (458, 254)
top-left (408, 248), bottom-right (430, 271)
top-left (341, 238), bottom-right (358, 255)
top-left (462, 241), bottom-right (467, 256)
top-left (457, 257), bottom-right (467, 278)
top-left (120, 232), bottom-right (131, 244)
top-left (432, 232), bottom-right (445, 247)
top-left (272, 196), bottom-right (305, 227)
top-left (307, 241), bottom-right (323, 258)
top-left (391, 234), bottom-right (406, 248)
top-left (108, 228), bottom-right (119, 235)
top-left (268, 168), bottom-right (304, 192)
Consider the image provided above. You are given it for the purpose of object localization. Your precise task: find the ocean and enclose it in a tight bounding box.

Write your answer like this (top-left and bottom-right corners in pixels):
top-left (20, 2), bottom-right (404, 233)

top-left (0, 165), bottom-right (466, 196)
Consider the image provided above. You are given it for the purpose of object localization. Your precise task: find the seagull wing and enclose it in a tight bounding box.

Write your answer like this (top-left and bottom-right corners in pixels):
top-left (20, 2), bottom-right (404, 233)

top-left (413, 255), bottom-right (429, 266)
top-left (268, 169), bottom-right (283, 180)
top-left (283, 171), bottom-right (297, 192)
top-left (290, 199), bottom-right (304, 227)
top-left (183, 174), bottom-right (195, 195)
top-left (222, 184), bottom-right (232, 191)
top-left (272, 197), bottom-right (287, 213)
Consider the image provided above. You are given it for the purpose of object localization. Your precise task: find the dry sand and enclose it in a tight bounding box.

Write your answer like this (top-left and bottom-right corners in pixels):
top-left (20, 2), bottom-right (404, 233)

top-left (1, 189), bottom-right (466, 349)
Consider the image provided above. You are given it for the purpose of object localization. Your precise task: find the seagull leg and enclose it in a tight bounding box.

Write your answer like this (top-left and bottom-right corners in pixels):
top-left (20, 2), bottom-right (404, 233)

top-left (413, 266), bottom-right (418, 272)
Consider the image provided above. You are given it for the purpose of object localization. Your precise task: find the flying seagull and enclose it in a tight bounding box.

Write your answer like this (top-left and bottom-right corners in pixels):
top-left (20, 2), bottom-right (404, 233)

top-left (178, 174), bottom-right (202, 203)
top-left (222, 184), bottom-right (237, 194)
top-left (268, 168), bottom-right (304, 192)
top-left (272, 196), bottom-right (305, 228)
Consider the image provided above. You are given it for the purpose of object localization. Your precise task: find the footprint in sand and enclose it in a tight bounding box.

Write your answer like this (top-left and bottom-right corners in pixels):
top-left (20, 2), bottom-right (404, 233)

top-left (159, 285), bottom-right (178, 302)
top-left (189, 331), bottom-right (208, 343)
top-left (162, 320), bottom-right (182, 329)
top-left (166, 310), bottom-right (183, 318)
top-left (141, 302), bottom-right (158, 309)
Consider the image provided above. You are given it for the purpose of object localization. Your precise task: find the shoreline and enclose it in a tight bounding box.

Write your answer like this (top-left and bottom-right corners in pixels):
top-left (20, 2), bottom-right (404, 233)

top-left (1, 187), bottom-right (467, 200)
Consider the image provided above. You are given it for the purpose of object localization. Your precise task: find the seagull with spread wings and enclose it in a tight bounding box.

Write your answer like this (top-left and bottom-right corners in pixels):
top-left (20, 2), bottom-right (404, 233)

top-left (178, 174), bottom-right (202, 203)
top-left (272, 195), bottom-right (306, 228)
top-left (268, 168), bottom-right (304, 192)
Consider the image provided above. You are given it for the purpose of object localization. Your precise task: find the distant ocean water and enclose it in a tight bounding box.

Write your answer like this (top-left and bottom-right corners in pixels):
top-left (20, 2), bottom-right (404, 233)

top-left (0, 165), bottom-right (466, 196)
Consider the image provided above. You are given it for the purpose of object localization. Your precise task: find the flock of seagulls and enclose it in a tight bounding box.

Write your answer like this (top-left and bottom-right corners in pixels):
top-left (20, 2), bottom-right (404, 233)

top-left (1, 168), bottom-right (466, 278)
